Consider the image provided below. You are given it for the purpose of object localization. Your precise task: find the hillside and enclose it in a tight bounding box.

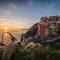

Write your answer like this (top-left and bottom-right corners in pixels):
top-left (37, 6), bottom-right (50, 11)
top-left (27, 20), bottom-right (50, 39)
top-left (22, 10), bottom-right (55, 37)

top-left (25, 23), bottom-right (38, 38)
top-left (26, 16), bottom-right (60, 37)
top-left (23, 16), bottom-right (60, 46)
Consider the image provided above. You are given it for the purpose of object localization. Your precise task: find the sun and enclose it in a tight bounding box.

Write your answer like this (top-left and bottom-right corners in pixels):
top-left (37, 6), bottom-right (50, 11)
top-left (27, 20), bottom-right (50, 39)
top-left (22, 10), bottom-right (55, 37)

top-left (4, 26), bottom-right (8, 32)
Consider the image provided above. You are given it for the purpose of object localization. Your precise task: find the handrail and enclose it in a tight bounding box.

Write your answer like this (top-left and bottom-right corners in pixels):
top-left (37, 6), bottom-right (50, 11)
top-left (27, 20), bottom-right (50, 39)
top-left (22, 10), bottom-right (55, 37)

top-left (2, 32), bottom-right (17, 44)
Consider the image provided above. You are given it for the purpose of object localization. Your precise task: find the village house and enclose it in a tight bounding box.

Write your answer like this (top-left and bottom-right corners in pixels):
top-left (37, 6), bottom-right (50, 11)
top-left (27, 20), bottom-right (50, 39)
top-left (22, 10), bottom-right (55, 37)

top-left (37, 16), bottom-right (60, 40)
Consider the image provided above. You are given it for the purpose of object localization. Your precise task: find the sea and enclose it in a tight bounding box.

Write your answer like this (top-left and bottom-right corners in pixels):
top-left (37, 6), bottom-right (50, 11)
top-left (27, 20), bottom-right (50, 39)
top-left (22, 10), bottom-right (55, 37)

top-left (0, 30), bottom-right (27, 45)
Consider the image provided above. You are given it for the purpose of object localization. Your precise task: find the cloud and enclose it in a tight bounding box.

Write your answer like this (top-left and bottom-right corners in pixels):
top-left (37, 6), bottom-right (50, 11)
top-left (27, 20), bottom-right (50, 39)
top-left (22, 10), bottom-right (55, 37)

top-left (0, 17), bottom-right (33, 28)
top-left (0, 0), bottom-right (60, 9)
top-left (0, 0), bottom-right (60, 29)
top-left (0, 0), bottom-right (59, 6)
top-left (0, 18), bottom-right (18, 25)
top-left (0, 17), bottom-right (32, 28)
top-left (0, 0), bottom-right (27, 7)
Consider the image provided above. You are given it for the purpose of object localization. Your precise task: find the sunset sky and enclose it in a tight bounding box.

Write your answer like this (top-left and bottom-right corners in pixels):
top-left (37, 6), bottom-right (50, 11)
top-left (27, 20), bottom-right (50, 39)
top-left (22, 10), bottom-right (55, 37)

top-left (0, 0), bottom-right (60, 29)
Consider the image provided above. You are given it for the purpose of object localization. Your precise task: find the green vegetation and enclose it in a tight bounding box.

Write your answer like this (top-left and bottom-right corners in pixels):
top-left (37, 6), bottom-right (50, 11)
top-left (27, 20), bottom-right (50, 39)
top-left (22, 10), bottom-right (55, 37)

top-left (11, 43), bottom-right (60, 60)
top-left (0, 43), bottom-right (60, 60)
top-left (0, 48), bottom-right (4, 60)
top-left (25, 23), bottom-right (38, 38)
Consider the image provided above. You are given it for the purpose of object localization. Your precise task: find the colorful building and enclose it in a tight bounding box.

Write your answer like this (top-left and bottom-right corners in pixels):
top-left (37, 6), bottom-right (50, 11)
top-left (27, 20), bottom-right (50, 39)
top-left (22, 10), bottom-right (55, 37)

top-left (38, 16), bottom-right (59, 40)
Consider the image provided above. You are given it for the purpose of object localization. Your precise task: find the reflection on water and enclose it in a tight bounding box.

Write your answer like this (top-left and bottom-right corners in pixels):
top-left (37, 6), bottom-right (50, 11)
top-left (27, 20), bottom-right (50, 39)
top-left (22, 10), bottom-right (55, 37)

top-left (0, 30), bottom-right (27, 45)
top-left (3, 33), bottom-right (11, 45)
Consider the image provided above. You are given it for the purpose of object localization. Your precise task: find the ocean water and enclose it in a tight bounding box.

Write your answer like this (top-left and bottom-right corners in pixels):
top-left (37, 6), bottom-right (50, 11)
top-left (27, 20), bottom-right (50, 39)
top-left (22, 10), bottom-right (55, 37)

top-left (0, 30), bottom-right (27, 45)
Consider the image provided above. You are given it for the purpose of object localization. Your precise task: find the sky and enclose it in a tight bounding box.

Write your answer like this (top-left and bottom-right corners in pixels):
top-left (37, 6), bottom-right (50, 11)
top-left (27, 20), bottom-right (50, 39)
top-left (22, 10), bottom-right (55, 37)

top-left (0, 0), bottom-right (60, 29)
